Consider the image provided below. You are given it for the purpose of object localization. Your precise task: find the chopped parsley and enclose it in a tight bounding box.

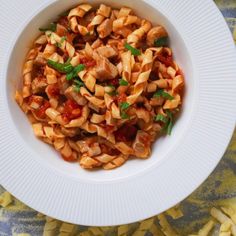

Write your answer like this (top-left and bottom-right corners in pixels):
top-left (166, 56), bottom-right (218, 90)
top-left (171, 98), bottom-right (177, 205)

top-left (120, 102), bottom-right (130, 119)
top-left (153, 89), bottom-right (174, 100)
top-left (39, 23), bottom-right (57, 32)
top-left (119, 78), bottom-right (129, 86)
top-left (47, 60), bottom-right (74, 73)
top-left (124, 43), bottom-right (141, 56)
top-left (73, 79), bottom-right (84, 92)
top-left (158, 110), bottom-right (174, 135)
top-left (47, 60), bottom-right (85, 81)
top-left (154, 37), bottom-right (169, 47)
top-left (66, 64), bottom-right (85, 80)
top-left (121, 112), bottom-right (130, 120)
top-left (60, 36), bottom-right (67, 43)
top-left (120, 102), bottom-right (130, 111)
top-left (155, 114), bottom-right (168, 123)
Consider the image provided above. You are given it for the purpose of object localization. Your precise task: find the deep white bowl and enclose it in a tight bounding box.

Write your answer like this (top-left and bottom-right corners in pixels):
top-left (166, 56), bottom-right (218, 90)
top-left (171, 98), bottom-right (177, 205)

top-left (0, 0), bottom-right (236, 226)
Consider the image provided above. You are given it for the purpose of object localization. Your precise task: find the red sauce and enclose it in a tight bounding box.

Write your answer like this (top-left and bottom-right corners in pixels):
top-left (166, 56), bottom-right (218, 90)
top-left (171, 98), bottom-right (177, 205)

top-left (32, 64), bottom-right (45, 78)
top-left (110, 78), bottom-right (119, 87)
top-left (61, 154), bottom-right (78, 162)
top-left (58, 16), bottom-right (70, 29)
top-left (35, 101), bottom-right (51, 119)
top-left (116, 93), bottom-right (127, 105)
top-left (100, 144), bottom-right (120, 156)
top-left (80, 57), bottom-right (96, 68)
top-left (47, 84), bottom-right (60, 98)
top-left (114, 125), bottom-right (138, 142)
top-left (156, 54), bottom-right (173, 67)
top-left (62, 99), bottom-right (82, 122)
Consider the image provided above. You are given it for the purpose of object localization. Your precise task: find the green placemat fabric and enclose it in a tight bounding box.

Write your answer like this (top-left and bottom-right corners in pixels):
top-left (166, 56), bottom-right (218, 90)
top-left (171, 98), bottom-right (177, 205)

top-left (0, 1), bottom-right (235, 235)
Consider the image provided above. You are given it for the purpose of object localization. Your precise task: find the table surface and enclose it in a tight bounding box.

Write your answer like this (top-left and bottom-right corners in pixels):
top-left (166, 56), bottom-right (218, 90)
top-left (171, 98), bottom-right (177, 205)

top-left (0, 1), bottom-right (235, 235)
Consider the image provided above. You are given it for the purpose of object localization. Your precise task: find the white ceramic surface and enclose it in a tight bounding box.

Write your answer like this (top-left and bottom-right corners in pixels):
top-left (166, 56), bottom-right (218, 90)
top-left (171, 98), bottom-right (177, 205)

top-left (0, 0), bottom-right (236, 226)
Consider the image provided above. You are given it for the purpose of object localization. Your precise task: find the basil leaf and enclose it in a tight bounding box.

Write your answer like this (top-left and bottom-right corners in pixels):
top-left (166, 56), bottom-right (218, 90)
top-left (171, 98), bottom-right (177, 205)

top-left (124, 43), bottom-right (141, 56)
top-left (153, 89), bottom-right (174, 100)
top-left (155, 114), bottom-right (168, 123)
top-left (119, 78), bottom-right (129, 86)
top-left (47, 60), bottom-right (74, 73)
top-left (39, 23), bottom-right (57, 32)
top-left (120, 102), bottom-right (130, 111)
top-left (154, 37), bottom-right (168, 47)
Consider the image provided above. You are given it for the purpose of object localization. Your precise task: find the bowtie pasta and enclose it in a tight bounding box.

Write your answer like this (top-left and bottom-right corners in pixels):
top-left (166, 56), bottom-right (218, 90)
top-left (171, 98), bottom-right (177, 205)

top-left (15, 3), bottom-right (185, 170)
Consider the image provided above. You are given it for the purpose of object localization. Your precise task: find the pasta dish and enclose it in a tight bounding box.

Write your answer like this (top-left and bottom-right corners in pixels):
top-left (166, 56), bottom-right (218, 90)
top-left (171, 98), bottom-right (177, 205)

top-left (15, 4), bottom-right (185, 170)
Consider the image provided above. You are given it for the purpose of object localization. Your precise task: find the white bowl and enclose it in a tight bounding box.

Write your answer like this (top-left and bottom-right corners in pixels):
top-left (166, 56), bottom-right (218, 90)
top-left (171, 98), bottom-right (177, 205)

top-left (0, 0), bottom-right (236, 226)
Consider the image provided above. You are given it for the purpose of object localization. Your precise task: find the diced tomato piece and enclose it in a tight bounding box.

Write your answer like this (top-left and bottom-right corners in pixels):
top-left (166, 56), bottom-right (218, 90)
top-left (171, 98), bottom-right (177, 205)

top-left (62, 99), bottom-right (82, 122)
top-left (47, 84), bottom-right (60, 97)
top-left (58, 16), bottom-right (70, 29)
top-left (157, 55), bottom-right (173, 67)
top-left (35, 101), bottom-right (51, 119)
top-left (61, 154), bottom-right (78, 162)
top-left (117, 93), bottom-right (127, 104)
top-left (80, 57), bottom-right (96, 67)
top-left (114, 125), bottom-right (138, 142)
top-left (109, 78), bottom-right (119, 87)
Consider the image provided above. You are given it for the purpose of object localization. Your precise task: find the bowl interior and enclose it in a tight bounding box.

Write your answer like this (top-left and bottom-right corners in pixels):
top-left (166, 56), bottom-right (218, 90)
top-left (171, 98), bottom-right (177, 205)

top-left (6, 0), bottom-right (194, 182)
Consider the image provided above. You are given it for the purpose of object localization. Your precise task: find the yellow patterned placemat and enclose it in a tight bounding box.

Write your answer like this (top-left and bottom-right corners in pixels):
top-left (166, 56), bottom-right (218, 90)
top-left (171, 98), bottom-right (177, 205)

top-left (0, 1), bottom-right (235, 235)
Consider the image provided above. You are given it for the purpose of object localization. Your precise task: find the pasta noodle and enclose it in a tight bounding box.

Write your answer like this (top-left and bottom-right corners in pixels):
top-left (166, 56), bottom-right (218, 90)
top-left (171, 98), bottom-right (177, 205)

top-left (15, 3), bottom-right (185, 170)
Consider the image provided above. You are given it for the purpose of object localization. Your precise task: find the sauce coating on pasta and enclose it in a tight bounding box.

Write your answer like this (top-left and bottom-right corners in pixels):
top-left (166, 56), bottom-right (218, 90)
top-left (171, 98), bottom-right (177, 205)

top-left (15, 4), bottom-right (185, 170)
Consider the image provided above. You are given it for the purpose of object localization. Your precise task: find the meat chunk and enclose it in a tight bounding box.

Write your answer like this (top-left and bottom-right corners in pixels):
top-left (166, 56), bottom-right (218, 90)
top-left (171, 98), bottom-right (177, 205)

top-left (96, 46), bottom-right (117, 58)
top-left (97, 19), bottom-right (113, 38)
top-left (146, 26), bottom-right (168, 46)
top-left (95, 56), bottom-right (118, 80)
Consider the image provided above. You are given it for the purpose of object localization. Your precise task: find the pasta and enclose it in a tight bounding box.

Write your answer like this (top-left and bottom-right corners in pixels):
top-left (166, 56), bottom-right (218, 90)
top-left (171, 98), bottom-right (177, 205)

top-left (15, 4), bottom-right (185, 170)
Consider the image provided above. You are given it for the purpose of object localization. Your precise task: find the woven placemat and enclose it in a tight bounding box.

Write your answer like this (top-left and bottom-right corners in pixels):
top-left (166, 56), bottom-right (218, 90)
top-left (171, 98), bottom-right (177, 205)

top-left (0, 1), bottom-right (235, 235)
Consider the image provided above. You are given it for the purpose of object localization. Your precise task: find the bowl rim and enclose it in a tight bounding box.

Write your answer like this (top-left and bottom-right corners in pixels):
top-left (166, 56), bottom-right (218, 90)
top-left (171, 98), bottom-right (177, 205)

top-left (0, 0), bottom-right (236, 226)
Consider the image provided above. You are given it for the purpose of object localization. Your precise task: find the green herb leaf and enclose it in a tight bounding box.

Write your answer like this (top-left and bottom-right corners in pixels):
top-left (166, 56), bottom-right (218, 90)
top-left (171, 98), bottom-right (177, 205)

top-left (153, 89), bottom-right (174, 100)
top-left (154, 37), bottom-right (169, 47)
top-left (73, 64), bottom-right (85, 74)
top-left (61, 36), bottom-right (67, 43)
top-left (66, 64), bottom-right (85, 80)
top-left (155, 114), bottom-right (168, 123)
top-left (166, 110), bottom-right (173, 135)
top-left (73, 79), bottom-right (84, 92)
top-left (107, 91), bottom-right (118, 96)
top-left (55, 42), bottom-right (62, 48)
top-left (121, 112), bottom-right (130, 120)
top-left (119, 78), bottom-right (129, 86)
top-left (47, 60), bottom-right (74, 73)
top-left (39, 23), bottom-right (57, 32)
top-left (107, 84), bottom-right (116, 89)
top-left (65, 57), bottom-right (72, 65)
top-left (66, 71), bottom-right (74, 81)
top-left (124, 43), bottom-right (141, 56)
top-left (120, 102), bottom-right (130, 111)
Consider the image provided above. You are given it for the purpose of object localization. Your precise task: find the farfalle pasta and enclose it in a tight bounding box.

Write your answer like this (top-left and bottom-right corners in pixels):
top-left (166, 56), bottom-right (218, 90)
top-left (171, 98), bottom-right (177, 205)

top-left (15, 4), bottom-right (185, 170)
